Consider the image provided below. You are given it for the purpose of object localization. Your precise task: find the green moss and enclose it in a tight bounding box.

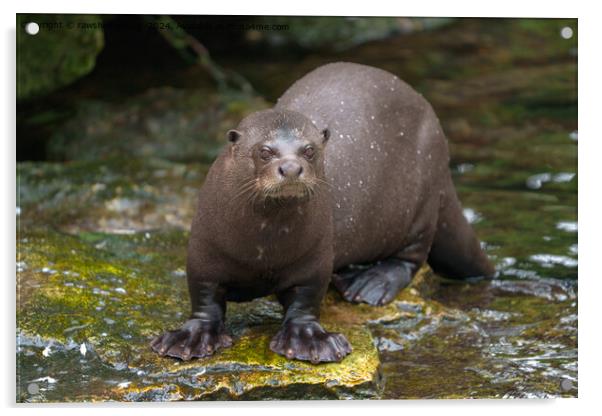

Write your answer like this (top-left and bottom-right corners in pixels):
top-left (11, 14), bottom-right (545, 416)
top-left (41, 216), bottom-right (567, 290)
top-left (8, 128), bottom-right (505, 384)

top-left (17, 226), bottom-right (385, 401)
top-left (17, 14), bottom-right (104, 100)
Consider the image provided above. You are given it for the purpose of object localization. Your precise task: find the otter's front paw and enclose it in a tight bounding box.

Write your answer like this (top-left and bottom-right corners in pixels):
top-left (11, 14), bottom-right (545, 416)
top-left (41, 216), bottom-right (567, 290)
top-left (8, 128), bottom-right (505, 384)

top-left (150, 319), bottom-right (232, 360)
top-left (269, 320), bottom-right (352, 364)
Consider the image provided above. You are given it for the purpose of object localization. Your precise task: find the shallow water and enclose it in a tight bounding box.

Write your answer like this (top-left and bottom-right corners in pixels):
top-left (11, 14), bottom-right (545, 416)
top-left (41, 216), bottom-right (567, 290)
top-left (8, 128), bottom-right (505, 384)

top-left (375, 19), bottom-right (577, 398)
top-left (17, 18), bottom-right (577, 400)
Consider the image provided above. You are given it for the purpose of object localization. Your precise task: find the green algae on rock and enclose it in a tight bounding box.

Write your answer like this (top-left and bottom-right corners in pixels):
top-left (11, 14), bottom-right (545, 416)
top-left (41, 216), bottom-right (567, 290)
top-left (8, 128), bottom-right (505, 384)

top-left (16, 152), bottom-right (577, 400)
top-left (120, 325), bottom-right (380, 401)
top-left (17, 227), bottom-right (384, 401)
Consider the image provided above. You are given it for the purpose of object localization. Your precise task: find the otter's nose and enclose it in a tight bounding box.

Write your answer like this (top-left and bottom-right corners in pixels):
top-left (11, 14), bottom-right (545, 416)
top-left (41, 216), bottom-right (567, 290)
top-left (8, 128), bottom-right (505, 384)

top-left (278, 160), bottom-right (303, 178)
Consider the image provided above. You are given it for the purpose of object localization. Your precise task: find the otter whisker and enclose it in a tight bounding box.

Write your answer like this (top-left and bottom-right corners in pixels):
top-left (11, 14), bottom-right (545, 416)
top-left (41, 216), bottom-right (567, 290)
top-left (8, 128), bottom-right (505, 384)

top-left (231, 178), bottom-right (259, 203)
top-left (313, 177), bottom-right (333, 189)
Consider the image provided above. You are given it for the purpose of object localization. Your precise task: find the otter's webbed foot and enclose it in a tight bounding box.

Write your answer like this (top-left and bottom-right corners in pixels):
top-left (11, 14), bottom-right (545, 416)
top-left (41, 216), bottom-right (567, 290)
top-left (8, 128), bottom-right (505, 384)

top-left (269, 318), bottom-right (352, 364)
top-left (150, 319), bottom-right (232, 360)
top-left (332, 258), bottom-right (415, 306)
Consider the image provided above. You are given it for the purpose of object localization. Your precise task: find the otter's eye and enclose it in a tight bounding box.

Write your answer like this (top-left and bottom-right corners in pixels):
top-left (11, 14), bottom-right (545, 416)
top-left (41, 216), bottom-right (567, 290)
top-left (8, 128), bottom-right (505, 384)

top-left (303, 145), bottom-right (315, 160)
top-left (259, 147), bottom-right (274, 161)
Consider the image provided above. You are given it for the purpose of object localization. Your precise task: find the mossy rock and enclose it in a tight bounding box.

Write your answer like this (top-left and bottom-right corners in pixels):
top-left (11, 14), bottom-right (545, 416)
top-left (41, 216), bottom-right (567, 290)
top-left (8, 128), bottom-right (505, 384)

top-left (46, 88), bottom-right (269, 162)
top-left (16, 188), bottom-right (439, 401)
top-left (17, 14), bottom-right (104, 101)
top-left (16, 156), bottom-right (577, 400)
top-left (20, 227), bottom-right (441, 401)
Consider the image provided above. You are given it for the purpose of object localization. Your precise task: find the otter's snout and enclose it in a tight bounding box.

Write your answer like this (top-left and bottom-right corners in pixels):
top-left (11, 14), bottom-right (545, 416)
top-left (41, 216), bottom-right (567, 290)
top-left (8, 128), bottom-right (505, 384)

top-left (278, 160), bottom-right (303, 179)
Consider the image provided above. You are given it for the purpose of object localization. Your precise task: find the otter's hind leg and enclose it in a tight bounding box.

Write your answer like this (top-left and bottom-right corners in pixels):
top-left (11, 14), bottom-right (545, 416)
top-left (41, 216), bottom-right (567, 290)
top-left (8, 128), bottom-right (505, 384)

top-left (427, 184), bottom-right (495, 279)
top-left (332, 259), bottom-right (416, 306)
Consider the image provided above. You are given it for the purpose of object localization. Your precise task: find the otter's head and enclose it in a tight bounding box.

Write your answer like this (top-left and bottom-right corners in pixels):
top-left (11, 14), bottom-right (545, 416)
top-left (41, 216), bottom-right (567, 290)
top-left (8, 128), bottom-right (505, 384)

top-left (226, 109), bottom-right (330, 203)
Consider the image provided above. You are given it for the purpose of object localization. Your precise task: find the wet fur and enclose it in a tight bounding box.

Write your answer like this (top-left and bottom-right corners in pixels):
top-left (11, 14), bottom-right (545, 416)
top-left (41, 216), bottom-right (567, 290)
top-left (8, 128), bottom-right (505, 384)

top-left (151, 62), bottom-right (494, 364)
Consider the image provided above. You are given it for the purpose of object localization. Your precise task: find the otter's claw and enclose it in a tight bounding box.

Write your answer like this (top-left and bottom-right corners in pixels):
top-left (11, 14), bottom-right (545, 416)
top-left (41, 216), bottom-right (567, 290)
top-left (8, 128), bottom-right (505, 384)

top-left (269, 320), bottom-right (352, 364)
top-left (150, 319), bottom-right (232, 360)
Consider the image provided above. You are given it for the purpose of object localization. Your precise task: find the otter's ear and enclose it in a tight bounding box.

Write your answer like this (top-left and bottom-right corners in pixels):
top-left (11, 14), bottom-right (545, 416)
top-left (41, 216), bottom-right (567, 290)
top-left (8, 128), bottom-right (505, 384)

top-left (321, 128), bottom-right (330, 144)
top-left (227, 129), bottom-right (242, 144)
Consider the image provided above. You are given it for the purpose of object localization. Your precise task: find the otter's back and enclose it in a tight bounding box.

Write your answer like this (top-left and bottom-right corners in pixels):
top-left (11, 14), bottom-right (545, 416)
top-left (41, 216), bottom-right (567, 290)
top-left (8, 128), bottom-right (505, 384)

top-left (275, 62), bottom-right (450, 269)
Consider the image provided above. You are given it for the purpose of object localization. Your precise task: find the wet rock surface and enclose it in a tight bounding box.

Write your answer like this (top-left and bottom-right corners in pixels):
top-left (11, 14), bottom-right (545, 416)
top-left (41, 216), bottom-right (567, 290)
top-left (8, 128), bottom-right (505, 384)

top-left (15, 219), bottom-right (395, 401)
top-left (16, 155), bottom-right (577, 400)
top-left (17, 161), bottom-right (387, 401)
top-left (17, 18), bottom-right (577, 401)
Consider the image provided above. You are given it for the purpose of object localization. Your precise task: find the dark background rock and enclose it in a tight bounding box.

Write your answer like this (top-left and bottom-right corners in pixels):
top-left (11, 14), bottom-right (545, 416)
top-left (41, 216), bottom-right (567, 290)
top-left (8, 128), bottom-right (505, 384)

top-left (17, 14), bottom-right (104, 101)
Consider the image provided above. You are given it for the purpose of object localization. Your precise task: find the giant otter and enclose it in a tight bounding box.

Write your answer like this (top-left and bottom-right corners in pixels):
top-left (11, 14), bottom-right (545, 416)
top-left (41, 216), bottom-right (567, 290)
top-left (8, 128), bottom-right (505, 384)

top-left (151, 62), bottom-right (494, 363)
